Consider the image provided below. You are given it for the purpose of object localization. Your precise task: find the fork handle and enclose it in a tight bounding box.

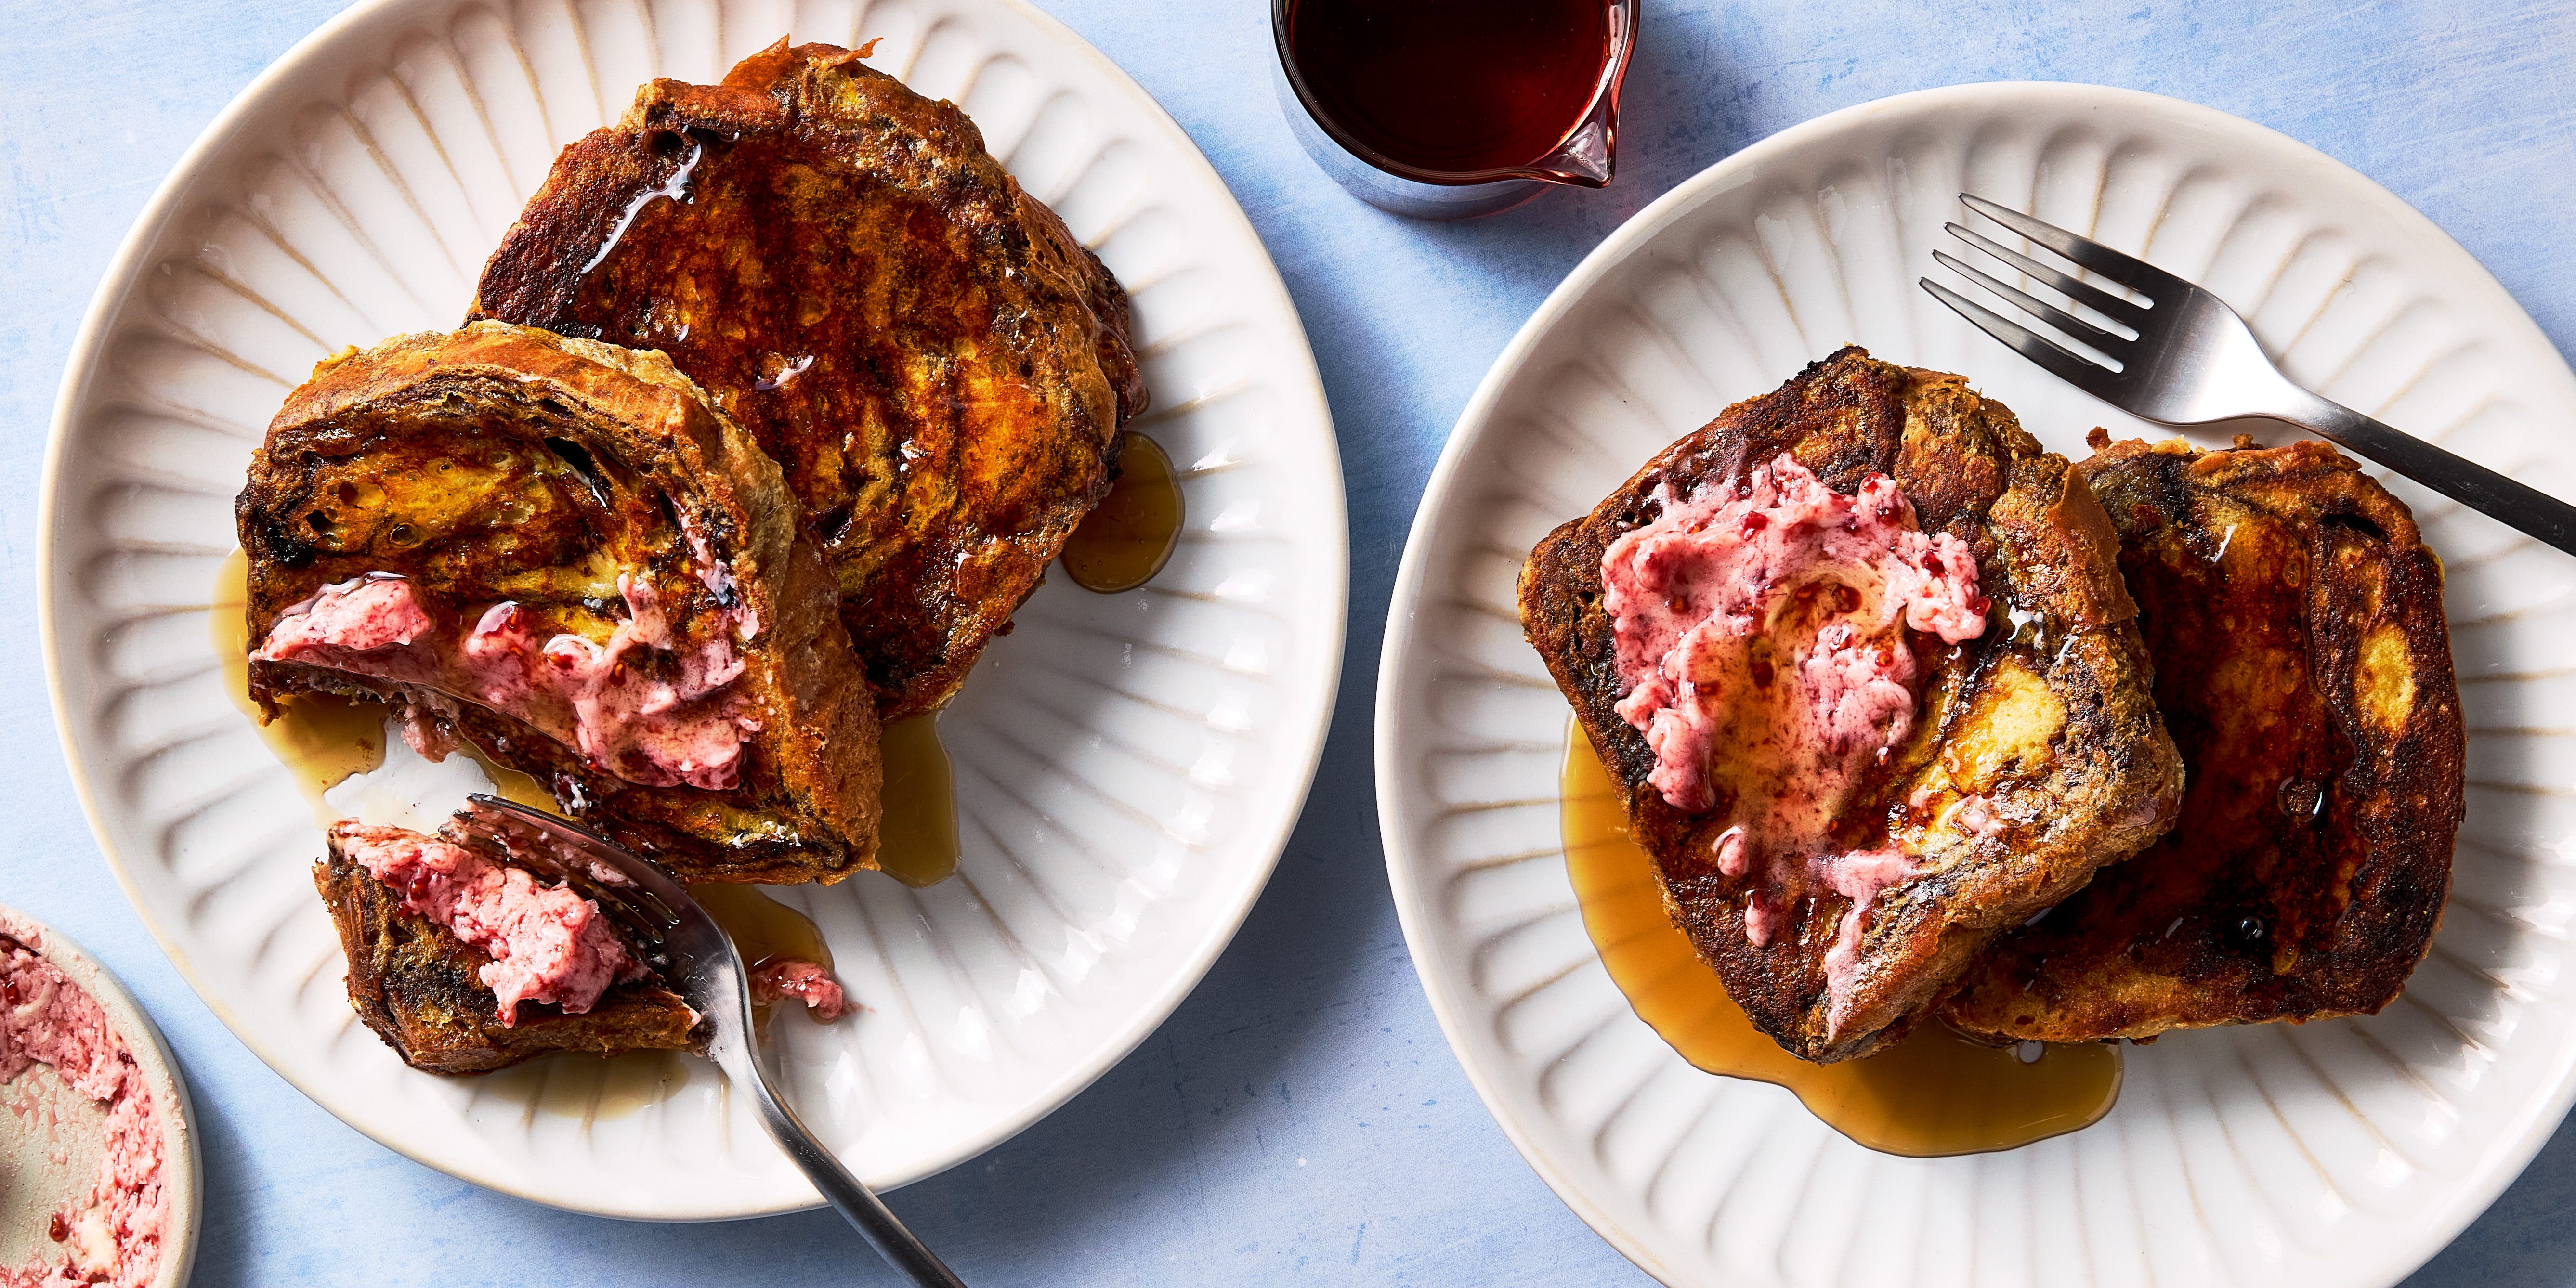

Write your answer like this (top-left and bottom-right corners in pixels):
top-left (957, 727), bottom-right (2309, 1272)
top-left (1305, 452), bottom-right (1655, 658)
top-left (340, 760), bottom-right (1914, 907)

top-left (719, 1041), bottom-right (970, 1288)
top-left (2278, 390), bottom-right (2576, 558)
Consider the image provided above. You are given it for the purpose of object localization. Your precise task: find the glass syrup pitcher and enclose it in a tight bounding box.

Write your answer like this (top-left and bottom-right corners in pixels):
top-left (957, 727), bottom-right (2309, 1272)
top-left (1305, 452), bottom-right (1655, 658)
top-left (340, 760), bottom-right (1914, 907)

top-left (1269, 0), bottom-right (1640, 220)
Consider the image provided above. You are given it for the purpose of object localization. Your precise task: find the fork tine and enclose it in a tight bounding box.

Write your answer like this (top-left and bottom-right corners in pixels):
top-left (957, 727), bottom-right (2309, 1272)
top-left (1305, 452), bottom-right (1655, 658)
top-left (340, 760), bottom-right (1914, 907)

top-left (1932, 249), bottom-right (2132, 357)
top-left (625, 886), bottom-right (680, 933)
top-left (451, 804), bottom-right (670, 945)
top-left (1943, 223), bottom-right (2146, 325)
top-left (589, 883), bottom-right (673, 943)
top-left (543, 847), bottom-right (673, 937)
top-left (1959, 194), bottom-right (2188, 299)
top-left (462, 816), bottom-right (565, 882)
top-left (1919, 278), bottom-right (2124, 397)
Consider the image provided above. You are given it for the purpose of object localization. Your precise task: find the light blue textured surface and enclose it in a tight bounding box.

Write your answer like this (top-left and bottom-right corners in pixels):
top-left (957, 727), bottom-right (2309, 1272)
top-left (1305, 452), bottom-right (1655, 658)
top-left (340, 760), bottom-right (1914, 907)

top-left (6, 2), bottom-right (2576, 1284)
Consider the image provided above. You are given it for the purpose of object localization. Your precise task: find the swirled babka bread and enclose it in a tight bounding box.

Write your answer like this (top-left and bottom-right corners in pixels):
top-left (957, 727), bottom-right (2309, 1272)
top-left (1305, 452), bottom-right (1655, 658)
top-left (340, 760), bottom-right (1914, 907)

top-left (314, 819), bottom-right (700, 1075)
top-left (1944, 437), bottom-right (2463, 1041)
top-left (238, 322), bottom-right (881, 884)
top-left (1519, 347), bottom-right (2183, 1062)
top-left (470, 38), bottom-right (1147, 720)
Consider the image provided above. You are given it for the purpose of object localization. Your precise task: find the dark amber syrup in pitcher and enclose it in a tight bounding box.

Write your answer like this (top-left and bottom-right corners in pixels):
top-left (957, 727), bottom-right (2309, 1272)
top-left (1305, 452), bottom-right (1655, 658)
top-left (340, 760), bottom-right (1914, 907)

top-left (1561, 726), bottom-right (2121, 1156)
top-left (1284, 0), bottom-right (1613, 173)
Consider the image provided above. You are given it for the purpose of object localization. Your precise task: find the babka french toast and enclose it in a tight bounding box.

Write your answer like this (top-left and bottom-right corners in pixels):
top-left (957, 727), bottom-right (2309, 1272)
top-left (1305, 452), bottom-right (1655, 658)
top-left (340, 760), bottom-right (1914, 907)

top-left (314, 820), bottom-right (701, 1075)
top-left (1520, 347), bottom-right (2183, 1062)
top-left (1945, 437), bottom-right (2464, 1041)
top-left (471, 38), bottom-right (1147, 720)
top-left (238, 322), bottom-right (882, 884)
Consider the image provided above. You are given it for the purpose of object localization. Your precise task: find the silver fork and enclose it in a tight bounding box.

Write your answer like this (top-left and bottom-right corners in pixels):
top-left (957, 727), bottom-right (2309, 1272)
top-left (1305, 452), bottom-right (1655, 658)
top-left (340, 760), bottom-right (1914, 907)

top-left (1921, 193), bottom-right (2576, 557)
top-left (454, 796), bottom-right (968, 1288)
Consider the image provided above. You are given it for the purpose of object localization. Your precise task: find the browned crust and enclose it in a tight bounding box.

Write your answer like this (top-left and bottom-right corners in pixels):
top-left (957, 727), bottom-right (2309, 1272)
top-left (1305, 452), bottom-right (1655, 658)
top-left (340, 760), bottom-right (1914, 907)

top-left (470, 38), bottom-right (1146, 720)
top-left (314, 846), bottom-right (702, 1075)
top-left (1944, 438), bottom-right (2464, 1041)
top-left (238, 321), bottom-right (882, 884)
top-left (1518, 347), bottom-right (2182, 1062)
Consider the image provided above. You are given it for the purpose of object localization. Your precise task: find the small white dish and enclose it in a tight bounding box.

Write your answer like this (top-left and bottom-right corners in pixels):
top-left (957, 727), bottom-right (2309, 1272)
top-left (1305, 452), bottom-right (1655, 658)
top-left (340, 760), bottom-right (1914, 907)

top-left (1377, 82), bottom-right (2576, 1288)
top-left (42, 0), bottom-right (1344, 1218)
top-left (0, 905), bottom-right (200, 1288)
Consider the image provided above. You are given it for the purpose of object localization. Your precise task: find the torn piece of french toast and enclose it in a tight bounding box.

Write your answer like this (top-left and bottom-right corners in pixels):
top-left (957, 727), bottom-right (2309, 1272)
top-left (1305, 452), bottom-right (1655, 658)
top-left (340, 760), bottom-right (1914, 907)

top-left (470, 38), bottom-right (1147, 720)
top-left (315, 819), bottom-right (701, 1075)
top-left (238, 321), bottom-right (881, 884)
top-left (1519, 346), bottom-right (2183, 1063)
top-left (1944, 437), bottom-right (2463, 1041)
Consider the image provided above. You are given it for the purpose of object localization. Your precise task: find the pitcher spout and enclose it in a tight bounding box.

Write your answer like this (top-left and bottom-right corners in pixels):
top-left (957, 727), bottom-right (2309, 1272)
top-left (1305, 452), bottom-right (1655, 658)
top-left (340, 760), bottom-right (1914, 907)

top-left (1536, 118), bottom-right (1617, 188)
top-left (1528, 0), bottom-right (1636, 189)
top-left (1269, 0), bottom-right (1639, 219)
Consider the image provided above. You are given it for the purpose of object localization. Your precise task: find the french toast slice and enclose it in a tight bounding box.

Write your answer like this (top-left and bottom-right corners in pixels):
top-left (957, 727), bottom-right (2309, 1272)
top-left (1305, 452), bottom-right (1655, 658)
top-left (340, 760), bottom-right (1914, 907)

top-left (314, 824), bottom-right (701, 1075)
top-left (1944, 438), bottom-right (2464, 1041)
top-left (1520, 347), bottom-right (2182, 1062)
top-left (238, 321), bottom-right (882, 884)
top-left (470, 38), bottom-right (1147, 720)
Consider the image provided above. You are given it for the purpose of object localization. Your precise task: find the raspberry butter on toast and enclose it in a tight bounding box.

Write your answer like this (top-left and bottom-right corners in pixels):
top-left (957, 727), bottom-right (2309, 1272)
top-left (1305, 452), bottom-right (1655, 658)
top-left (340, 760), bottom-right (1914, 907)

top-left (1518, 347), bottom-right (2183, 1062)
top-left (238, 322), bottom-right (882, 885)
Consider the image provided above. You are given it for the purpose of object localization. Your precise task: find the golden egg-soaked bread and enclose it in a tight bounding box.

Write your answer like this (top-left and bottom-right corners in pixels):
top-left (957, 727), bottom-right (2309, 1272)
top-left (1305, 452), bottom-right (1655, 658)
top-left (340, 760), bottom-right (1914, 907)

top-left (1519, 347), bottom-right (2182, 1062)
top-left (1944, 437), bottom-right (2463, 1041)
top-left (470, 38), bottom-right (1147, 720)
top-left (314, 832), bottom-right (701, 1076)
top-left (238, 322), bottom-right (882, 884)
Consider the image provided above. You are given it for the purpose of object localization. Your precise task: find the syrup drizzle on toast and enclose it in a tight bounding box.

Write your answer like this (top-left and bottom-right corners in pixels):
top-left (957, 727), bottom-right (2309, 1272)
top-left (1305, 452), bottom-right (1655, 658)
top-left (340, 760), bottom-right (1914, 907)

top-left (1561, 723), bottom-right (2121, 1157)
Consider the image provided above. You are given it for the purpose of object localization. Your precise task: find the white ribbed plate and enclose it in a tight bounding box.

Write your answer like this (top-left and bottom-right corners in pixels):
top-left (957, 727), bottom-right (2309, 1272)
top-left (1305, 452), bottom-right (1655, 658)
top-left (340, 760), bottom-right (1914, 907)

top-left (1377, 83), bottom-right (2576, 1288)
top-left (42, 0), bottom-right (1344, 1218)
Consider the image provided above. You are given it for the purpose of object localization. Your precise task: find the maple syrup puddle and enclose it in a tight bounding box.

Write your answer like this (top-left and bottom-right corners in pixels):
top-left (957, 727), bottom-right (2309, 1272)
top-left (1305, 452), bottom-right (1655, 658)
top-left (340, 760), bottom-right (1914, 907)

top-left (876, 716), bottom-right (959, 886)
top-left (688, 883), bottom-right (838, 1039)
top-left (1560, 725), bottom-right (2121, 1157)
top-left (487, 1047), bottom-right (695, 1123)
top-left (1060, 430), bottom-right (1182, 594)
top-left (688, 883), bottom-right (833, 976)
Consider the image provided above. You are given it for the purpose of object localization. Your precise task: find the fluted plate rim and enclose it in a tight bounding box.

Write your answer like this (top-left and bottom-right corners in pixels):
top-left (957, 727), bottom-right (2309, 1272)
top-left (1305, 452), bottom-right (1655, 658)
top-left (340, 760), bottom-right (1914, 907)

top-left (1378, 80), bottom-right (2576, 1288)
top-left (42, 0), bottom-right (1345, 1218)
